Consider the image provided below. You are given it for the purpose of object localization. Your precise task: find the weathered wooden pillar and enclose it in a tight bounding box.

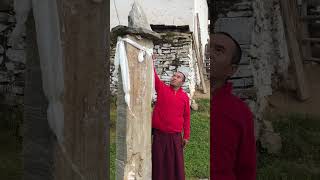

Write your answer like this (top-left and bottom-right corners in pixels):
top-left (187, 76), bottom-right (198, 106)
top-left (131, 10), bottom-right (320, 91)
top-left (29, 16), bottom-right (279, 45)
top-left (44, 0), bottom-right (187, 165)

top-left (53, 0), bottom-right (109, 179)
top-left (16, 0), bottom-right (109, 179)
top-left (112, 26), bottom-right (160, 180)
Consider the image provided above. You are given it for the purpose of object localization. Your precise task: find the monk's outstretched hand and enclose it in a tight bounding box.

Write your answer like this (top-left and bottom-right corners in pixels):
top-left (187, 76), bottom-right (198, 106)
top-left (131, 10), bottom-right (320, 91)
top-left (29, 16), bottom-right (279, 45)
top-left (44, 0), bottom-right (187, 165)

top-left (152, 54), bottom-right (157, 62)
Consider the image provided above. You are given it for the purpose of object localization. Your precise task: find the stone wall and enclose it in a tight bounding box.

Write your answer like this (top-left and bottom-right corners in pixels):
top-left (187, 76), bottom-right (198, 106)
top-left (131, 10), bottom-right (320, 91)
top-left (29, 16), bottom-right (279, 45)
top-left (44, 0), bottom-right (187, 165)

top-left (0, 2), bottom-right (26, 107)
top-left (214, 0), bottom-right (292, 151)
top-left (309, 4), bottom-right (320, 59)
top-left (214, 0), bottom-right (256, 101)
top-left (110, 27), bottom-right (201, 99)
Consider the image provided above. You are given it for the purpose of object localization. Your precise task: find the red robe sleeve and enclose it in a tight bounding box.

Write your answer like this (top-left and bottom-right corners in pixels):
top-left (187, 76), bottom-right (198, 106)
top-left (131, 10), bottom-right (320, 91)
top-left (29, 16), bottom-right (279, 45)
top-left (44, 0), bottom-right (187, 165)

top-left (183, 97), bottom-right (191, 140)
top-left (153, 65), bottom-right (165, 93)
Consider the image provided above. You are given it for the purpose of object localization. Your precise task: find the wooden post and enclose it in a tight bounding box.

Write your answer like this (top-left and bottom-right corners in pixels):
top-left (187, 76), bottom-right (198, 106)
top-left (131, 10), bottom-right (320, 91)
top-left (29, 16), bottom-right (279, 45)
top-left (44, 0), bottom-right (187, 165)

top-left (279, 0), bottom-right (310, 101)
top-left (115, 34), bottom-right (153, 180)
top-left (23, 1), bottom-right (109, 179)
top-left (53, 0), bottom-right (109, 179)
top-left (192, 34), bottom-right (208, 94)
top-left (194, 13), bottom-right (208, 94)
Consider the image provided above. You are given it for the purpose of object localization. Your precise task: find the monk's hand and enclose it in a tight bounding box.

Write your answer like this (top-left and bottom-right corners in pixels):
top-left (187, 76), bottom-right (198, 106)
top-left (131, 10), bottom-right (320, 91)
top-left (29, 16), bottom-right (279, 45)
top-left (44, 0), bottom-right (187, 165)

top-left (152, 54), bottom-right (157, 62)
top-left (182, 139), bottom-right (189, 149)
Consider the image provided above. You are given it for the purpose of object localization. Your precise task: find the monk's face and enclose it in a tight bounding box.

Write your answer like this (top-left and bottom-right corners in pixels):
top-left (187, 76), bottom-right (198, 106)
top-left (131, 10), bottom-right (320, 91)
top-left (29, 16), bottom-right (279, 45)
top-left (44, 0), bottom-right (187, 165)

top-left (210, 33), bottom-right (237, 82)
top-left (170, 72), bottom-right (185, 88)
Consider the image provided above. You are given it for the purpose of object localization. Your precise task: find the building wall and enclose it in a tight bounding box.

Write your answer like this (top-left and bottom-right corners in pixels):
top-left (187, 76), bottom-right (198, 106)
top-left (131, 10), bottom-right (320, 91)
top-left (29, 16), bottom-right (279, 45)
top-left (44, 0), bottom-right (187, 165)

top-left (110, 0), bottom-right (209, 63)
top-left (110, 30), bottom-right (200, 99)
top-left (213, 0), bottom-right (292, 145)
top-left (111, 0), bottom-right (194, 29)
top-left (194, 0), bottom-right (210, 57)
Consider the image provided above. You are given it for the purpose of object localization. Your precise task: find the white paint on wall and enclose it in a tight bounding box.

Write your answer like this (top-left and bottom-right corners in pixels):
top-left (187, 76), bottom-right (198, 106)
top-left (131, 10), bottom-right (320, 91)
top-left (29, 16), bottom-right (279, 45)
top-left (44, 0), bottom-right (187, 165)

top-left (111, 0), bottom-right (209, 82)
top-left (111, 0), bottom-right (194, 30)
top-left (194, 0), bottom-right (209, 58)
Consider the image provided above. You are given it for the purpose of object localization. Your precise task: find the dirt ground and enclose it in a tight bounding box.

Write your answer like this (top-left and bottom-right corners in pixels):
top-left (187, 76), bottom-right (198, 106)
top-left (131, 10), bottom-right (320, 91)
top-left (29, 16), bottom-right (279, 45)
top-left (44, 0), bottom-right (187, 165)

top-left (267, 64), bottom-right (320, 117)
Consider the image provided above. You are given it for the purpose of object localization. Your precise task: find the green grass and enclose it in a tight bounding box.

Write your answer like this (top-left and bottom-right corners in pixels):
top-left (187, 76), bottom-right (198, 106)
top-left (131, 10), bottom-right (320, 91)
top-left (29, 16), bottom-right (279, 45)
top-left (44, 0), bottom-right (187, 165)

top-left (110, 98), bottom-right (210, 179)
top-left (0, 128), bottom-right (22, 180)
top-left (0, 107), bottom-right (22, 180)
top-left (257, 113), bottom-right (320, 180)
top-left (3, 98), bottom-right (319, 180)
top-left (185, 99), bottom-right (210, 179)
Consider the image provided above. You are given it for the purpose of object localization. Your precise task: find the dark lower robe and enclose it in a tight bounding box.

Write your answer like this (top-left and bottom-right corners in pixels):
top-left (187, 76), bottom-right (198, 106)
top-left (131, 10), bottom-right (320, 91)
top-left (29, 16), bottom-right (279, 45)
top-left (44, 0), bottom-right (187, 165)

top-left (152, 129), bottom-right (185, 180)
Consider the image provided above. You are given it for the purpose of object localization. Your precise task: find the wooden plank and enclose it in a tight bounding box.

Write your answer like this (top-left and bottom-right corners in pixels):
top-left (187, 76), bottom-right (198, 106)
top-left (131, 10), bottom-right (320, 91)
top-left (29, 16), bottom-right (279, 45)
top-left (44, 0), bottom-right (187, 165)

top-left (279, 0), bottom-right (310, 101)
top-left (54, 0), bottom-right (109, 179)
top-left (192, 34), bottom-right (208, 93)
top-left (195, 14), bottom-right (203, 61)
top-left (116, 35), bottom-right (153, 179)
top-left (193, 13), bottom-right (207, 94)
top-left (302, 37), bottom-right (320, 42)
top-left (304, 57), bottom-right (320, 62)
top-left (300, 15), bottom-right (320, 20)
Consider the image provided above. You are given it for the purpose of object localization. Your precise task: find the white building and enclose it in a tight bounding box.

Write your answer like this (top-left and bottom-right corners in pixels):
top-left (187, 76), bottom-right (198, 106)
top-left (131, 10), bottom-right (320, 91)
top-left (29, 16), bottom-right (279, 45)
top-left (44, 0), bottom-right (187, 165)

top-left (110, 0), bottom-right (210, 58)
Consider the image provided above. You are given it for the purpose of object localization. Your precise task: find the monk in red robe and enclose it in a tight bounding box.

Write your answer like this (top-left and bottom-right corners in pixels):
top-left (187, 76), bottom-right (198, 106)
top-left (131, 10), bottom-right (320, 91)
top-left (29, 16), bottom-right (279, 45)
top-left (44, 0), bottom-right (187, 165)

top-left (210, 32), bottom-right (257, 180)
top-left (152, 55), bottom-right (191, 180)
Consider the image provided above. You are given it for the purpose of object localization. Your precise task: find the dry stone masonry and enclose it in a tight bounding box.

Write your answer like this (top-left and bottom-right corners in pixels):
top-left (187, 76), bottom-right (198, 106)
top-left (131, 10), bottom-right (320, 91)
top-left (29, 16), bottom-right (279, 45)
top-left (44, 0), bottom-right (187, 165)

top-left (0, 1), bottom-right (26, 107)
top-left (152, 26), bottom-right (201, 99)
top-left (111, 25), bottom-right (201, 99)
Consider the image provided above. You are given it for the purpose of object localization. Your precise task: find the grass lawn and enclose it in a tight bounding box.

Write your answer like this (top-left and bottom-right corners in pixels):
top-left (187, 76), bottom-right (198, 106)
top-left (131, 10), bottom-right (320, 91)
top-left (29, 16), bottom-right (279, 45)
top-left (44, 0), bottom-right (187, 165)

top-left (1, 101), bottom-right (319, 180)
top-left (0, 108), bottom-right (22, 180)
top-left (110, 98), bottom-right (210, 179)
top-left (0, 128), bottom-right (22, 180)
top-left (257, 113), bottom-right (320, 180)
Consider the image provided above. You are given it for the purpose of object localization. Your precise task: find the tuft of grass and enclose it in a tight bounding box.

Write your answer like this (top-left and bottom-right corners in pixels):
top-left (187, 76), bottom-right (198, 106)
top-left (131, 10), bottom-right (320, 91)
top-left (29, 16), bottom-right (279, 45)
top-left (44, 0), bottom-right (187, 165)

top-left (110, 134), bottom-right (116, 180)
top-left (257, 113), bottom-right (320, 180)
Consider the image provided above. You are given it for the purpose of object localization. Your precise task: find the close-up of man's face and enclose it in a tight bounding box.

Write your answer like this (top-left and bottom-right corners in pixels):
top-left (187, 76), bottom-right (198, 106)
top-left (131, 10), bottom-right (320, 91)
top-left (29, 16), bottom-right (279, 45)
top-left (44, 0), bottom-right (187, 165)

top-left (210, 33), bottom-right (238, 81)
top-left (170, 72), bottom-right (185, 88)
